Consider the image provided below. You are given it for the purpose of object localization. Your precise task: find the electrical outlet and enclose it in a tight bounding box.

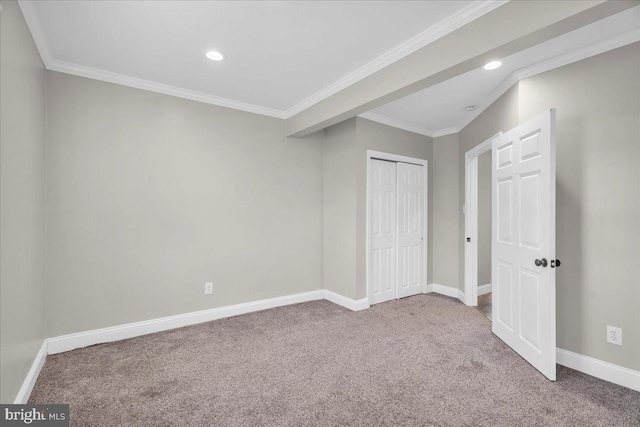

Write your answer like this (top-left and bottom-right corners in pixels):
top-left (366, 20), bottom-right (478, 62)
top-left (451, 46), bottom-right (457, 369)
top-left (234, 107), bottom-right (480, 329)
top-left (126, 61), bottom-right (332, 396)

top-left (204, 282), bottom-right (213, 295)
top-left (607, 325), bottom-right (622, 346)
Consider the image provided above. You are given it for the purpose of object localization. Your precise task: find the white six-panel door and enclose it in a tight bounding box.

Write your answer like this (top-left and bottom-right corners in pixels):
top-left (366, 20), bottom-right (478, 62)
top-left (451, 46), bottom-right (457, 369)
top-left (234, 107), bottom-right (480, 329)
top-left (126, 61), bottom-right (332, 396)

top-left (397, 162), bottom-right (425, 299)
top-left (369, 158), bottom-right (425, 305)
top-left (492, 110), bottom-right (556, 380)
top-left (370, 159), bottom-right (397, 305)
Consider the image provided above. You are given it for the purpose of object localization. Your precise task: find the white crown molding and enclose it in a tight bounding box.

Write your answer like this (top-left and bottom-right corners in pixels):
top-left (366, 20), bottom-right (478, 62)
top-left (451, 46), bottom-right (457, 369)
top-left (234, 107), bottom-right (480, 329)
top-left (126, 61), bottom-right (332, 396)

top-left (13, 340), bottom-right (47, 404)
top-left (373, 27), bottom-right (640, 138)
top-left (360, 112), bottom-right (461, 139)
top-left (17, 0), bottom-right (506, 122)
top-left (432, 127), bottom-right (461, 138)
top-left (457, 27), bottom-right (640, 132)
top-left (358, 113), bottom-right (461, 139)
top-left (515, 27), bottom-right (640, 83)
top-left (358, 112), bottom-right (436, 138)
top-left (17, 0), bottom-right (639, 135)
top-left (454, 72), bottom-right (520, 133)
top-left (283, 1), bottom-right (508, 118)
top-left (47, 59), bottom-right (287, 119)
top-left (17, 1), bottom-right (286, 119)
top-left (17, 0), bottom-right (52, 65)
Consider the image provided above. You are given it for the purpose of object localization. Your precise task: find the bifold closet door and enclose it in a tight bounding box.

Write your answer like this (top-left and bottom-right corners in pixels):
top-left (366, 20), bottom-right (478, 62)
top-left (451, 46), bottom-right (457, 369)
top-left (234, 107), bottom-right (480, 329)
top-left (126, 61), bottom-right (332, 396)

top-left (370, 159), bottom-right (397, 305)
top-left (397, 162), bottom-right (424, 298)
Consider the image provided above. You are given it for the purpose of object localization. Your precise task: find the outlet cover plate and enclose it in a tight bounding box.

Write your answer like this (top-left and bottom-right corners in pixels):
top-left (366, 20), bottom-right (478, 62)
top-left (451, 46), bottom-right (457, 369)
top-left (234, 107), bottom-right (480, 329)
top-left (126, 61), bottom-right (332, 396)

top-left (204, 282), bottom-right (213, 295)
top-left (607, 325), bottom-right (622, 346)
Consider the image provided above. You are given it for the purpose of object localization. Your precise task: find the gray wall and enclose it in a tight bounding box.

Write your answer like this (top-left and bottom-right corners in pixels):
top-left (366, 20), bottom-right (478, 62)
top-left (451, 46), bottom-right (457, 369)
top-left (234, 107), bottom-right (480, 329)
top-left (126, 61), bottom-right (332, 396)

top-left (0, 0), bottom-right (47, 403)
top-left (285, 1), bottom-right (626, 137)
top-left (458, 84), bottom-right (520, 292)
top-left (45, 72), bottom-right (325, 337)
top-left (432, 134), bottom-right (460, 288)
top-left (454, 44), bottom-right (639, 370)
top-left (4, 1), bottom-right (636, 398)
top-left (323, 118), bottom-right (358, 299)
top-left (355, 118), bottom-right (433, 299)
top-left (477, 150), bottom-right (491, 287)
top-left (323, 117), bottom-right (433, 301)
top-left (518, 43), bottom-right (640, 371)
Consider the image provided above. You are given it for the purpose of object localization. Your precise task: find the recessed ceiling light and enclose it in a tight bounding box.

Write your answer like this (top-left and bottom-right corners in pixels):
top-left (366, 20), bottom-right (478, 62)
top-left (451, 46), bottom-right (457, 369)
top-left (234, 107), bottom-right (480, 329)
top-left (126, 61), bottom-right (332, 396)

top-left (206, 50), bottom-right (226, 61)
top-left (464, 105), bottom-right (476, 111)
top-left (483, 60), bottom-right (502, 70)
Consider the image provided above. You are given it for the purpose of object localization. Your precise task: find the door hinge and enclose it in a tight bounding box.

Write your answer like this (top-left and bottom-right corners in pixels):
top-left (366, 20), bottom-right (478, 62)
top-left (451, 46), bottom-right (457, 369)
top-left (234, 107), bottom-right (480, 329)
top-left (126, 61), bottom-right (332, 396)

top-left (466, 237), bottom-right (471, 242)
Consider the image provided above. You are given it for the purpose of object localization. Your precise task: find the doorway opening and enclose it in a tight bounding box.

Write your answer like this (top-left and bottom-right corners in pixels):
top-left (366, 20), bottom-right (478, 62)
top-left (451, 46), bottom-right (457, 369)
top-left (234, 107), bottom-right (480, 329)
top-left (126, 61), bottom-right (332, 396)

top-left (476, 148), bottom-right (493, 320)
top-left (464, 133), bottom-right (499, 314)
top-left (366, 150), bottom-right (428, 306)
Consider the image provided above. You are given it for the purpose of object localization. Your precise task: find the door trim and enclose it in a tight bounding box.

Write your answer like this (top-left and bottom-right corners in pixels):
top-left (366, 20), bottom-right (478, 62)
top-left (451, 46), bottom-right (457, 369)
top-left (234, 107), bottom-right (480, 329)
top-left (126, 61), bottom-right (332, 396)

top-left (366, 150), bottom-right (428, 305)
top-left (463, 133), bottom-right (500, 306)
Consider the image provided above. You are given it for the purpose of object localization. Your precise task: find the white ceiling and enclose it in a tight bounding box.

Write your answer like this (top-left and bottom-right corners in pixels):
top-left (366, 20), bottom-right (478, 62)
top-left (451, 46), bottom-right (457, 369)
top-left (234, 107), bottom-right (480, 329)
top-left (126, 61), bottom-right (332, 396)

top-left (21, 0), bottom-right (491, 115)
top-left (18, 1), bottom-right (639, 133)
top-left (367, 6), bottom-right (640, 136)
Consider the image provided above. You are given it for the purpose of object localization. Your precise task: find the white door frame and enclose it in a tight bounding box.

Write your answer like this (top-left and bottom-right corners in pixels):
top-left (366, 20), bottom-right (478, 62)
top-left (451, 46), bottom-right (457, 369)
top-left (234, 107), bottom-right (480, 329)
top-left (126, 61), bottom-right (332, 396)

top-left (366, 150), bottom-right (428, 305)
top-left (464, 133), bottom-right (501, 306)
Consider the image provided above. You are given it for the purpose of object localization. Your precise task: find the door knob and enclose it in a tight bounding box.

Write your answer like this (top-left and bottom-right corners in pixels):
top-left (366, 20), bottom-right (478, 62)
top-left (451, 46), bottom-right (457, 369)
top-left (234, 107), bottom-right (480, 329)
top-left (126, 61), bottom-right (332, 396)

top-left (551, 259), bottom-right (562, 268)
top-left (535, 258), bottom-right (548, 267)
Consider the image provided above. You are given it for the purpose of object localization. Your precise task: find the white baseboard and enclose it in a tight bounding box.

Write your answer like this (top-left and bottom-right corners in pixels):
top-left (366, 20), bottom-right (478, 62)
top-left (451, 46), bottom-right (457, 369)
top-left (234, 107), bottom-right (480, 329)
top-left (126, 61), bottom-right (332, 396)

top-left (428, 283), bottom-right (466, 304)
top-left (556, 348), bottom-right (640, 392)
top-left (14, 340), bottom-right (48, 404)
top-left (20, 290), bottom-right (638, 404)
top-left (47, 289), bottom-right (370, 355)
top-left (48, 290), bottom-right (325, 354)
top-left (430, 283), bottom-right (460, 299)
top-left (424, 285), bottom-right (639, 392)
top-left (478, 283), bottom-right (492, 296)
top-left (323, 290), bottom-right (370, 311)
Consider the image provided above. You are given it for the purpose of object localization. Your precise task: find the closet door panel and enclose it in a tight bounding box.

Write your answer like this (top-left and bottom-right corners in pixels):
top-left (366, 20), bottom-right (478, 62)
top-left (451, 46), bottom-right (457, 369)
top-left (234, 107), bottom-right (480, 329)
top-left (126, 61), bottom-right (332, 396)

top-left (397, 163), bottom-right (424, 298)
top-left (370, 160), bottom-right (397, 304)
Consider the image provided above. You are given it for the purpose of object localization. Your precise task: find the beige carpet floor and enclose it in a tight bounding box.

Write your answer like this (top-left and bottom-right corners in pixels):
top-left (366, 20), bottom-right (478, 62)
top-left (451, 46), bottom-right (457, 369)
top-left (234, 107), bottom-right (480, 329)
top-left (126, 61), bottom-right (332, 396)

top-left (30, 294), bottom-right (640, 426)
